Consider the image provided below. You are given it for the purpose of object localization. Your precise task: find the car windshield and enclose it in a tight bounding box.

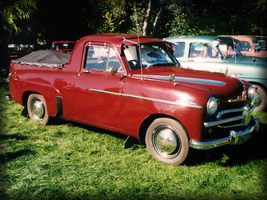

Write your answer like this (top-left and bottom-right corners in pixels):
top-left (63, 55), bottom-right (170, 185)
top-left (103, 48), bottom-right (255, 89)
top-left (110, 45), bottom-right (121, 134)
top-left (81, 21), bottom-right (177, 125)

top-left (123, 43), bottom-right (179, 71)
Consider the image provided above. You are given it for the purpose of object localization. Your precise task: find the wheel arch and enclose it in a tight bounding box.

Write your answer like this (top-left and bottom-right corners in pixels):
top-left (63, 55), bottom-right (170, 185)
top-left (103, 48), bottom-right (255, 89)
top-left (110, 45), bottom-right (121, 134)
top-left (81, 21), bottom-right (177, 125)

top-left (249, 81), bottom-right (267, 111)
top-left (22, 91), bottom-right (63, 118)
top-left (138, 114), bottom-right (188, 145)
top-left (249, 81), bottom-right (267, 92)
top-left (22, 91), bottom-right (40, 107)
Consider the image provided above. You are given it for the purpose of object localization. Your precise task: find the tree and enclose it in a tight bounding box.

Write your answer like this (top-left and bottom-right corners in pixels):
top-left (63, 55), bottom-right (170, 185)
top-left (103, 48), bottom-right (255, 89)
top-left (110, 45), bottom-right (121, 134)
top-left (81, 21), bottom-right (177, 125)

top-left (143, 0), bottom-right (152, 36)
top-left (168, 0), bottom-right (267, 36)
top-left (128, 0), bottom-right (171, 37)
top-left (151, 0), bottom-right (167, 36)
top-left (0, 0), bottom-right (37, 77)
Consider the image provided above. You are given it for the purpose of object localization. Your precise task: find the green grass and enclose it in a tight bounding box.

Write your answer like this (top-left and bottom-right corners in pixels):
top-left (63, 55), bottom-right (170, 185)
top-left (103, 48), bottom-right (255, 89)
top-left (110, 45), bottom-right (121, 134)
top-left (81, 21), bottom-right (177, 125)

top-left (1, 80), bottom-right (266, 200)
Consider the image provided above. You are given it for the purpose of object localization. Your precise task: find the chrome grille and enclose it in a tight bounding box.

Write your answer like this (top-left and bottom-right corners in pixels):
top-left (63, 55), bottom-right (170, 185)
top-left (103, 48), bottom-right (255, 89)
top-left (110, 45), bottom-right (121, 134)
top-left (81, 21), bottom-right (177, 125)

top-left (204, 103), bottom-right (252, 129)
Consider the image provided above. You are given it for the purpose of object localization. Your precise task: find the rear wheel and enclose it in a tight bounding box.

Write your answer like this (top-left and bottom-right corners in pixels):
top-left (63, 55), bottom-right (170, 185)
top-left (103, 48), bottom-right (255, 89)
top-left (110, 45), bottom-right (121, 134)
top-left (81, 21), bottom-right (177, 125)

top-left (27, 94), bottom-right (50, 125)
top-left (145, 118), bottom-right (189, 165)
top-left (252, 84), bottom-right (267, 112)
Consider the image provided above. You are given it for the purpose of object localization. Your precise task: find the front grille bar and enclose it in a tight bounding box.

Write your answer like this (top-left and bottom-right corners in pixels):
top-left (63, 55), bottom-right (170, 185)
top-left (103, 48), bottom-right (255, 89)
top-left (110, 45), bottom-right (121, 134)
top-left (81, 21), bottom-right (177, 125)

top-left (204, 106), bottom-right (250, 128)
top-left (204, 114), bottom-right (246, 128)
top-left (216, 106), bottom-right (248, 118)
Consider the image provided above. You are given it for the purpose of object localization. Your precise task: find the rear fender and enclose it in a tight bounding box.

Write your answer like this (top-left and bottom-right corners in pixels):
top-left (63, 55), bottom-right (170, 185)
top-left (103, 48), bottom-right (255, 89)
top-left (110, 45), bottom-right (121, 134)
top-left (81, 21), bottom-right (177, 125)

top-left (21, 82), bottom-right (62, 117)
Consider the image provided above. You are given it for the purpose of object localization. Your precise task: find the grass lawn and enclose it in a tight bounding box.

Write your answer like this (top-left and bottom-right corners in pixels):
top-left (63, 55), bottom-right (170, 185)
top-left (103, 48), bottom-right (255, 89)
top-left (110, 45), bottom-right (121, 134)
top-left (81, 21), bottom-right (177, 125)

top-left (0, 80), bottom-right (266, 200)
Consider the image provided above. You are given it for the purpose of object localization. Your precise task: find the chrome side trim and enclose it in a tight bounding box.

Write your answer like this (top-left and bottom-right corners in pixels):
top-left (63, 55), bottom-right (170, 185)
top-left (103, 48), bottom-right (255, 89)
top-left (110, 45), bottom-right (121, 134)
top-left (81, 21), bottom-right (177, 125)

top-left (132, 75), bottom-right (226, 86)
top-left (89, 89), bottom-right (121, 96)
top-left (89, 89), bottom-right (203, 109)
top-left (190, 116), bottom-right (259, 150)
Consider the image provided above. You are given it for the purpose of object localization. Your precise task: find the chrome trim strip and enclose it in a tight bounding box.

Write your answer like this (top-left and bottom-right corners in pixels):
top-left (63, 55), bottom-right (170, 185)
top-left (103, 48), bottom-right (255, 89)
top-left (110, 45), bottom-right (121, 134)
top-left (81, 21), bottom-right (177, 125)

top-left (89, 89), bottom-right (121, 96)
top-left (216, 106), bottom-right (248, 118)
top-left (133, 75), bottom-right (226, 86)
top-left (204, 114), bottom-right (246, 128)
top-left (89, 89), bottom-right (203, 109)
top-left (190, 116), bottom-right (259, 150)
top-left (218, 123), bottom-right (244, 129)
top-left (204, 106), bottom-right (252, 128)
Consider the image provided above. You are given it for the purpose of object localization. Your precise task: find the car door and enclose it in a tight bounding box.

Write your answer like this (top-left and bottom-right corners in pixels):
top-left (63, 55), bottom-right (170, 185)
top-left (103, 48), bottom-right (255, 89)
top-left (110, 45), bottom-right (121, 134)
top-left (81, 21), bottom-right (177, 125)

top-left (73, 42), bottom-right (125, 131)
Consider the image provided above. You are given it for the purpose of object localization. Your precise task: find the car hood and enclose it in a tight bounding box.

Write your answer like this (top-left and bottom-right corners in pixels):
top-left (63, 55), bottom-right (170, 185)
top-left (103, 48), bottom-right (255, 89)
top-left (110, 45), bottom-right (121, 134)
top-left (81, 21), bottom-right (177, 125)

top-left (131, 66), bottom-right (244, 100)
top-left (225, 55), bottom-right (267, 66)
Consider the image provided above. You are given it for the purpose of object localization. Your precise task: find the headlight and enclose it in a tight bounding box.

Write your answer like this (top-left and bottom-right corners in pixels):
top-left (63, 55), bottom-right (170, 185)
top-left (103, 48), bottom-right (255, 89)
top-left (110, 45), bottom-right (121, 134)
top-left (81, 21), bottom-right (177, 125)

top-left (207, 97), bottom-right (219, 115)
top-left (247, 86), bottom-right (257, 101)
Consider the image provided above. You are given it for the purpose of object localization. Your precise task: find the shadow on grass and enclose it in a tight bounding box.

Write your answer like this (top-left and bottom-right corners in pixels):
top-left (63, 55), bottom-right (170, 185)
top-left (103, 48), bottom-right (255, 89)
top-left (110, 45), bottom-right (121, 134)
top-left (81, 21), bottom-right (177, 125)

top-left (0, 149), bottom-right (36, 164)
top-left (0, 134), bottom-right (28, 141)
top-left (50, 118), bottom-right (129, 141)
top-left (52, 117), bottom-right (267, 167)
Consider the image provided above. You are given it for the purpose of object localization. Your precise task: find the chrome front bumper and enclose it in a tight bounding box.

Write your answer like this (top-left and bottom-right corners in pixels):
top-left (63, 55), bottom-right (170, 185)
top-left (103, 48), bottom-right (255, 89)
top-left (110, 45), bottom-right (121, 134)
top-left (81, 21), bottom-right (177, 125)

top-left (190, 116), bottom-right (259, 150)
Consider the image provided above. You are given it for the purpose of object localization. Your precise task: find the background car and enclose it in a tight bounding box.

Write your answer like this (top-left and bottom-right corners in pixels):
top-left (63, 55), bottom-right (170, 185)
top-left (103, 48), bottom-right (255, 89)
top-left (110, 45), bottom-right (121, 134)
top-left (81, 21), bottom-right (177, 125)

top-left (51, 41), bottom-right (77, 54)
top-left (165, 35), bottom-right (267, 111)
top-left (220, 35), bottom-right (267, 57)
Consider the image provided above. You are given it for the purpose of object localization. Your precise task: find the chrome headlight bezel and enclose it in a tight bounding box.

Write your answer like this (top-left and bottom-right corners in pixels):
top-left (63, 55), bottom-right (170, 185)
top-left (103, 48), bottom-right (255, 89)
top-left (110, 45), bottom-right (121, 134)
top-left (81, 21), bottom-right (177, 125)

top-left (207, 97), bottom-right (220, 115)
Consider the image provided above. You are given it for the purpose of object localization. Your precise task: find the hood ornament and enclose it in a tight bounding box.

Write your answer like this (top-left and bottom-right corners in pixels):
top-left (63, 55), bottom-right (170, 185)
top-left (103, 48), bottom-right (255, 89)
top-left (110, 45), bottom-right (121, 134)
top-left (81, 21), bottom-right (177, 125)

top-left (169, 73), bottom-right (179, 86)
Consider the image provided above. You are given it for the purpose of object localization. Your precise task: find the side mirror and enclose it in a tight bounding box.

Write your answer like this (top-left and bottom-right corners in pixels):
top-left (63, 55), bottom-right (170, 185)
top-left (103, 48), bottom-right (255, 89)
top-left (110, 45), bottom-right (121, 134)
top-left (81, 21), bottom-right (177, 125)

top-left (110, 67), bottom-right (118, 75)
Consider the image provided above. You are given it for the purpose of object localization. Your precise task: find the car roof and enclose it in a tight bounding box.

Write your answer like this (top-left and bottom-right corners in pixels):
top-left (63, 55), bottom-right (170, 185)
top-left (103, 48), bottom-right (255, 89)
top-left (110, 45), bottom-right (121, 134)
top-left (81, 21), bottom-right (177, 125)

top-left (165, 35), bottom-right (237, 44)
top-left (78, 33), bottom-right (165, 45)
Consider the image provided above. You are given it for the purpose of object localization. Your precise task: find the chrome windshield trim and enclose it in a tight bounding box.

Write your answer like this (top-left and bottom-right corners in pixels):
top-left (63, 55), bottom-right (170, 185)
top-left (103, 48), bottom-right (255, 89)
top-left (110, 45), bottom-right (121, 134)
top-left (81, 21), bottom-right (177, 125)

top-left (89, 89), bottom-right (203, 109)
top-left (132, 75), bottom-right (226, 86)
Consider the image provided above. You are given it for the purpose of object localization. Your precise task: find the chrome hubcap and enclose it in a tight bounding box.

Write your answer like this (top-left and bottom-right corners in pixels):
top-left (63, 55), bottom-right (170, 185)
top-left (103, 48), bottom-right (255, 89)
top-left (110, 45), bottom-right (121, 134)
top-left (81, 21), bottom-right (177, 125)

top-left (152, 125), bottom-right (181, 158)
top-left (31, 98), bottom-right (45, 120)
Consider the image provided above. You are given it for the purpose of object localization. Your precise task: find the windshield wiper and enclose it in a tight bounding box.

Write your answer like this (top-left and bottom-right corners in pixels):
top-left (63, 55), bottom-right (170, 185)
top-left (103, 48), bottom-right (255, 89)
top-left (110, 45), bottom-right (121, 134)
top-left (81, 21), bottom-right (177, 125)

top-left (146, 63), bottom-right (176, 68)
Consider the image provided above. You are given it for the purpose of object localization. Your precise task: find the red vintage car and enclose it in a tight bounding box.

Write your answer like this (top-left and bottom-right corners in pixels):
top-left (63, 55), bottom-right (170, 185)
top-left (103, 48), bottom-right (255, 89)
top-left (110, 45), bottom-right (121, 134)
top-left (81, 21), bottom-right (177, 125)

top-left (51, 41), bottom-right (77, 54)
top-left (9, 34), bottom-right (259, 165)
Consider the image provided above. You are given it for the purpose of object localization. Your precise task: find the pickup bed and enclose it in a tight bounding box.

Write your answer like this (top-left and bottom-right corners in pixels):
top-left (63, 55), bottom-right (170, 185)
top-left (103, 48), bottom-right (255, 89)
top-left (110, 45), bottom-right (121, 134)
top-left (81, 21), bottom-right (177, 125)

top-left (9, 34), bottom-right (259, 165)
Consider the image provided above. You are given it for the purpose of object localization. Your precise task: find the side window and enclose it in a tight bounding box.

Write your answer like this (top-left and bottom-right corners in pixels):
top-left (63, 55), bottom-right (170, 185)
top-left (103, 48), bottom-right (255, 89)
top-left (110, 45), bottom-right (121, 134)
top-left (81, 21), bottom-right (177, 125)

top-left (189, 43), bottom-right (218, 59)
top-left (236, 41), bottom-right (251, 51)
top-left (245, 42), bottom-right (252, 51)
top-left (173, 42), bottom-right (185, 58)
top-left (84, 45), bottom-right (123, 72)
top-left (51, 43), bottom-right (57, 50)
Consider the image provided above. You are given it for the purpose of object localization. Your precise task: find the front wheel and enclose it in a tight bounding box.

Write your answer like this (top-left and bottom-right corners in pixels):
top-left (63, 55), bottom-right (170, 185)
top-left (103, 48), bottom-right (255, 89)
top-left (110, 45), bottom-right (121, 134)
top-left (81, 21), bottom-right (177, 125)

top-left (27, 94), bottom-right (50, 125)
top-left (145, 118), bottom-right (189, 165)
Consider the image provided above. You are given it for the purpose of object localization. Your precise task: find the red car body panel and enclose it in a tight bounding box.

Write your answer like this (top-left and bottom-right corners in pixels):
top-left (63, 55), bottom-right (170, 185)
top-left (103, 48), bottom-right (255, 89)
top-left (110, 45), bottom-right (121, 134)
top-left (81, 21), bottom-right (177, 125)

top-left (9, 34), bottom-right (257, 144)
